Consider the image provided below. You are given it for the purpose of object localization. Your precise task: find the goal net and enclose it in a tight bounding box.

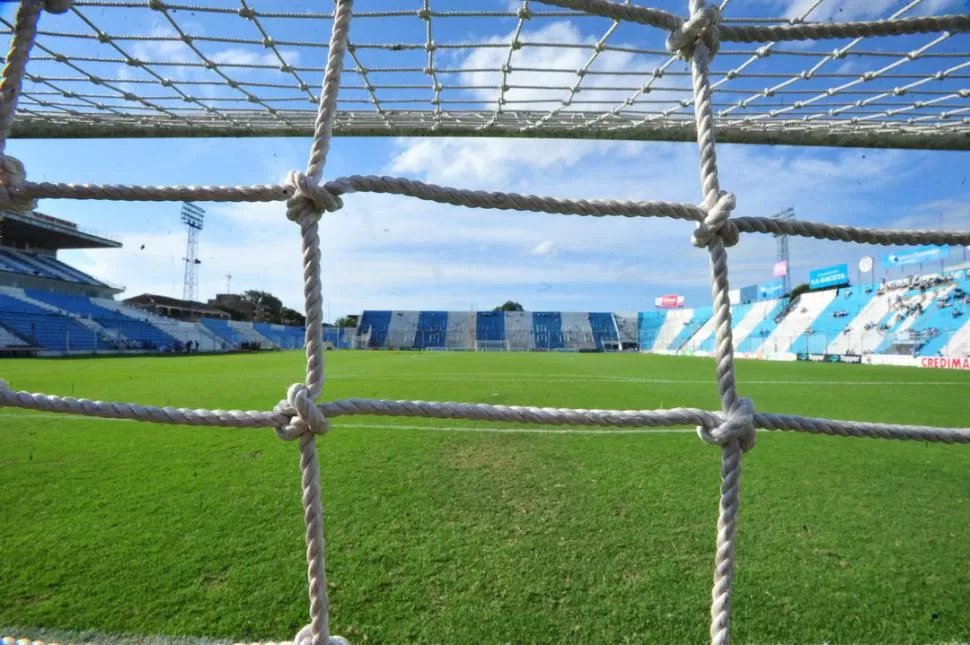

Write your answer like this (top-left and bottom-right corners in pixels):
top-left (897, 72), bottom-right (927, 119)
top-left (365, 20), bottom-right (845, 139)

top-left (475, 339), bottom-right (511, 352)
top-left (1, 1), bottom-right (969, 645)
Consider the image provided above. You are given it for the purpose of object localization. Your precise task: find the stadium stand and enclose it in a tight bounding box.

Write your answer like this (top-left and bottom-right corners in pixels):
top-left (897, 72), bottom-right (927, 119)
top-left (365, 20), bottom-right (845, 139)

top-left (561, 312), bottom-right (595, 351)
top-left (445, 312), bottom-right (474, 350)
top-left (637, 312), bottom-right (666, 351)
top-left (505, 311), bottom-right (535, 351)
top-left (825, 290), bottom-right (892, 356)
top-left (0, 322), bottom-right (30, 349)
top-left (414, 311), bottom-right (448, 349)
top-left (227, 320), bottom-right (274, 347)
top-left (680, 308), bottom-right (719, 353)
top-left (321, 326), bottom-right (353, 350)
top-left (359, 311), bottom-right (392, 348)
top-left (613, 314), bottom-right (639, 350)
top-left (26, 290), bottom-right (176, 350)
top-left (791, 288), bottom-right (871, 354)
top-left (762, 290), bottom-right (838, 355)
top-left (670, 307), bottom-right (713, 352)
top-left (93, 298), bottom-right (223, 352)
top-left (589, 312), bottom-right (619, 351)
top-left (533, 311), bottom-right (564, 351)
top-left (475, 311), bottom-right (505, 351)
top-left (651, 309), bottom-right (693, 352)
top-left (0, 292), bottom-right (100, 352)
top-left (385, 311), bottom-right (418, 349)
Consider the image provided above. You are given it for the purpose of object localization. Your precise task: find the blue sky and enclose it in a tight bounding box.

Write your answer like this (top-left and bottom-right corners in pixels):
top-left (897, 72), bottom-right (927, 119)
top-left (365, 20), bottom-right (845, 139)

top-left (5, 0), bottom-right (970, 319)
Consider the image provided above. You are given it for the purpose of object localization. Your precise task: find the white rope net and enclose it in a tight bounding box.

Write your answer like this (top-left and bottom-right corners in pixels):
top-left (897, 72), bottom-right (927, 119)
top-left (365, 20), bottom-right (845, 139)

top-left (1, 1), bottom-right (970, 644)
top-left (2, 0), bottom-right (969, 148)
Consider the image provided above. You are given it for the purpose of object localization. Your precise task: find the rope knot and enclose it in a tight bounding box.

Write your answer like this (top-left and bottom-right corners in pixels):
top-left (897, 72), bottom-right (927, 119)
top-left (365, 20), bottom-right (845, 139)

top-left (292, 624), bottom-right (349, 645)
top-left (697, 397), bottom-right (756, 453)
top-left (285, 170), bottom-right (343, 222)
top-left (666, 3), bottom-right (720, 60)
top-left (275, 382), bottom-right (329, 441)
top-left (43, 0), bottom-right (73, 14)
top-left (691, 191), bottom-right (738, 248)
top-left (0, 156), bottom-right (38, 213)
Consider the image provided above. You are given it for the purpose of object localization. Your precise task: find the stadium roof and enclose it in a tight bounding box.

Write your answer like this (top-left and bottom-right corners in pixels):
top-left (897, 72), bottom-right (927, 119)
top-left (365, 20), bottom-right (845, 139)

top-left (0, 210), bottom-right (121, 250)
top-left (3, 1), bottom-right (969, 150)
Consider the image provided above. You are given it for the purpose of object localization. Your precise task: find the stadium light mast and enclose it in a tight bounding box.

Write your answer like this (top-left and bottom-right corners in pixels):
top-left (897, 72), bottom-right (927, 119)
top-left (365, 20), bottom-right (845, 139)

top-left (181, 202), bottom-right (205, 302)
top-left (773, 207), bottom-right (794, 295)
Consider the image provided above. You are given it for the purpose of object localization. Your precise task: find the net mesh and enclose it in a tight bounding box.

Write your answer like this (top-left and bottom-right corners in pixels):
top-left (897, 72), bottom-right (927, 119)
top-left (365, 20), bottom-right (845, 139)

top-left (1, 1), bottom-right (970, 645)
top-left (2, 0), bottom-right (969, 147)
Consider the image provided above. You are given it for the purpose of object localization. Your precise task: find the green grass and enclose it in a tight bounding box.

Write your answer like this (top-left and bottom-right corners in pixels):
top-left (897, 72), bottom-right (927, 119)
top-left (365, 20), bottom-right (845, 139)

top-left (2, 351), bottom-right (970, 644)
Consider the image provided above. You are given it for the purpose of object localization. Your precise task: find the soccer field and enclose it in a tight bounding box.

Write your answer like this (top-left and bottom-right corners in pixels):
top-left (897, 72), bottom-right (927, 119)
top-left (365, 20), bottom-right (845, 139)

top-left (2, 351), bottom-right (970, 644)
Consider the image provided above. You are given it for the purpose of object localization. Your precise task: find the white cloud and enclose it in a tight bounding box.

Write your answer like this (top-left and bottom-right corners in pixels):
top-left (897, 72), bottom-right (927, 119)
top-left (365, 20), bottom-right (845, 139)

top-left (778, 0), bottom-right (961, 21)
top-left (530, 240), bottom-right (558, 256)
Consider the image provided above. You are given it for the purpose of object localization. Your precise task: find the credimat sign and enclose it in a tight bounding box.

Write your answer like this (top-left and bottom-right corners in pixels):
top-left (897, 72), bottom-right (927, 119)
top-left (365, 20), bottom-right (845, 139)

top-left (921, 357), bottom-right (970, 370)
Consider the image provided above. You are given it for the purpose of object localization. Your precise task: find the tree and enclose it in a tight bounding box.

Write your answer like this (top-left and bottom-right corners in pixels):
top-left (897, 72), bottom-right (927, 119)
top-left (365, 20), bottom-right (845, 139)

top-left (789, 283), bottom-right (810, 300)
top-left (334, 314), bottom-right (359, 328)
top-left (493, 300), bottom-right (524, 312)
top-left (280, 307), bottom-right (306, 326)
top-left (243, 290), bottom-right (283, 320)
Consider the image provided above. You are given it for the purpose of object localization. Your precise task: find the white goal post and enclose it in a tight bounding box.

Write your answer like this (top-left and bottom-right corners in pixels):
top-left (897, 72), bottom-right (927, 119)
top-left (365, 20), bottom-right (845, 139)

top-left (475, 340), bottom-right (511, 352)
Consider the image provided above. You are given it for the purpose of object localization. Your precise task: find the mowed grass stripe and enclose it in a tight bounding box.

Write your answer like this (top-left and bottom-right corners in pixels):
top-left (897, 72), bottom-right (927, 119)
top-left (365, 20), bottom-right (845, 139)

top-left (2, 351), bottom-right (970, 644)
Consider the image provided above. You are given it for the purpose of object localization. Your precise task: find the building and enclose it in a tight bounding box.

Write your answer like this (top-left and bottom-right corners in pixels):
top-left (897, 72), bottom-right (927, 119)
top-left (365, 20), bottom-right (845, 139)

top-left (208, 293), bottom-right (268, 322)
top-left (124, 293), bottom-right (230, 321)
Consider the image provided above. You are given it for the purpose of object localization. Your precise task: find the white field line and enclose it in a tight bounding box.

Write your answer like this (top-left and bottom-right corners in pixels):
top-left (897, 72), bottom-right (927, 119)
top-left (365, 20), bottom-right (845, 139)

top-left (328, 373), bottom-right (970, 386)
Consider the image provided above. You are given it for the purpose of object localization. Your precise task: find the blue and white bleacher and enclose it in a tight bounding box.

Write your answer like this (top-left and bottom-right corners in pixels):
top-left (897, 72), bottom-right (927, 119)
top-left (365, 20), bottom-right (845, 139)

top-left (532, 311), bottom-right (564, 350)
top-left (26, 290), bottom-right (176, 349)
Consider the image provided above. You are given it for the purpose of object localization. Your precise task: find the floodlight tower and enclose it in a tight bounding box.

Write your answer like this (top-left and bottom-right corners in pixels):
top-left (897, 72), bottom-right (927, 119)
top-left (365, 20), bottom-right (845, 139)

top-left (181, 202), bottom-right (205, 302)
top-left (773, 207), bottom-right (794, 295)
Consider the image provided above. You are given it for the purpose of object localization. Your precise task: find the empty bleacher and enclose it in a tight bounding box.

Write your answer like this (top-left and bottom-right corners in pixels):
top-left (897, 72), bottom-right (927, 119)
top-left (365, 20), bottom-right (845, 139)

top-left (505, 311), bottom-right (534, 351)
top-left (637, 312), bottom-right (666, 351)
top-left (614, 314), bottom-right (639, 349)
top-left (0, 322), bottom-right (30, 348)
top-left (670, 307), bottom-right (713, 351)
top-left (445, 312), bottom-right (473, 349)
top-left (0, 293), bottom-right (101, 352)
top-left (561, 312), bottom-right (595, 350)
top-left (475, 311), bottom-right (505, 350)
top-left (414, 311), bottom-right (448, 349)
top-left (0, 248), bottom-right (103, 286)
top-left (652, 309), bottom-right (693, 351)
top-left (94, 298), bottom-right (224, 352)
top-left (532, 312), bottom-right (564, 350)
top-left (26, 290), bottom-right (176, 350)
top-left (588, 312), bottom-right (619, 350)
top-left (386, 311), bottom-right (419, 349)
top-left (359, 311), bottom-right (393, 348)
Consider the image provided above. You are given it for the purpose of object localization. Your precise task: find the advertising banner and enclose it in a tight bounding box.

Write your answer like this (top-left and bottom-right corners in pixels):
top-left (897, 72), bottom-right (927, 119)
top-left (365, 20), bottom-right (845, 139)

top-left (920, 356), bottom-right (970, 370)
top-left (884, 245), bottom-right (950, 267)
top-left (759, 279), bottom-right (785, 299)
top-left (655, 294), bottom-right (685, 309)
top-left (809, 263), bottom-right (849, 290)
top-left (796, 353), bottom-right (863, 365)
